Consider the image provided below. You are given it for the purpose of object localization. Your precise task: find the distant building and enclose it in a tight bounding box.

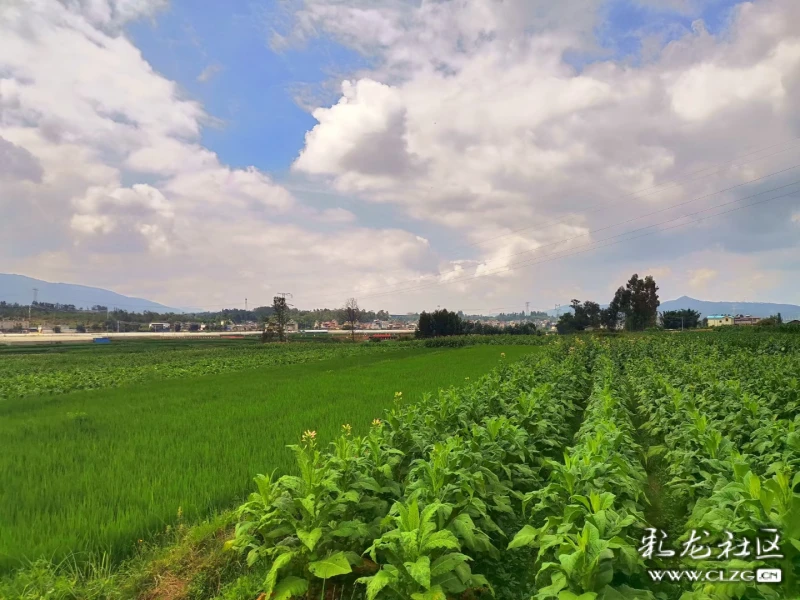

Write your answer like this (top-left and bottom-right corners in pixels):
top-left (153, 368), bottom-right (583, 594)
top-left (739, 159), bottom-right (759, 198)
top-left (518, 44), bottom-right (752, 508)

top-left (707, 315), bottom-right (734, 327)
top-left (733, 315), bottom-right (761, 326)
top-left (148, 322), bottom-right (171, 332)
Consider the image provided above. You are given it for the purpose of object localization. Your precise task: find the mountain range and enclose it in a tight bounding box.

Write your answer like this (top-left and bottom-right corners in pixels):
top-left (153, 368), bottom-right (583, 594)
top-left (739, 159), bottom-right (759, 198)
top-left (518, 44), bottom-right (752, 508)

top-left (0, 274), bottom-right (178, 313)
top-left (659, 296), bottom-right (800, 320)
top-left (2, 274), bottom-right (800, 319)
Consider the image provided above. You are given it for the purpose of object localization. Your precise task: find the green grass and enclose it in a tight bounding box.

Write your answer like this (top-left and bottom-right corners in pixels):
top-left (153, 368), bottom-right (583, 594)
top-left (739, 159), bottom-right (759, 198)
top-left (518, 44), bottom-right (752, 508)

top-left (0, 344), bottom-right (534, 571)
top-left (0, 338), bottom-right (414, 400)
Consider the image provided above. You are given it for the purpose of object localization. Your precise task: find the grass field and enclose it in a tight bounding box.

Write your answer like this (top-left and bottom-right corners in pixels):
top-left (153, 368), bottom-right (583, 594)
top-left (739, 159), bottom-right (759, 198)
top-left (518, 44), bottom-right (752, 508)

top-left (0, 343), bottom-right (534, 571)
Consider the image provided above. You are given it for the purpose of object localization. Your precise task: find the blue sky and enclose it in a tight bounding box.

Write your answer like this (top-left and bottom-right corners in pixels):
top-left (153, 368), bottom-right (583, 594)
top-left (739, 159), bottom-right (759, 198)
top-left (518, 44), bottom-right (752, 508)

top-left (3, 0), bottom-right (798, 311)
top-left (128, 0), bottom-right (369, 174)
top-left (127, 0), bottom-right (743, 176)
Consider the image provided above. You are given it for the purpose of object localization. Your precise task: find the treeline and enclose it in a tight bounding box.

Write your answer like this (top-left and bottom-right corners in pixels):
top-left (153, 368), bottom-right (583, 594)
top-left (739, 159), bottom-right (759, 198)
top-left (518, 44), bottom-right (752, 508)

top-left (557, 273), bottom-right (661, 333)
top-left (415, 309), bottom-right (540, 338)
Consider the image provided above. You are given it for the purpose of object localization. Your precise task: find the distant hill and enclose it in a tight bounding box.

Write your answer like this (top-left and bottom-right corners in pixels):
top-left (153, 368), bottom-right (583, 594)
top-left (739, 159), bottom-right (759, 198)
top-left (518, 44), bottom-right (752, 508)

top-left (0, 273), bottom-right (179, 313)
top-left (546, 295), bottom-right (800, 320)
top-left (659, 296), bottom-right (800, 320)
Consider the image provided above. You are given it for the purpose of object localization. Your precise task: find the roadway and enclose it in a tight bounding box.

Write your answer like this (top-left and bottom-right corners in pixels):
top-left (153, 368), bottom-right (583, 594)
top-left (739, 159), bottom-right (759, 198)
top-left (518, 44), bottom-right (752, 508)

top-left (0, 329), bottom-right (416, 345)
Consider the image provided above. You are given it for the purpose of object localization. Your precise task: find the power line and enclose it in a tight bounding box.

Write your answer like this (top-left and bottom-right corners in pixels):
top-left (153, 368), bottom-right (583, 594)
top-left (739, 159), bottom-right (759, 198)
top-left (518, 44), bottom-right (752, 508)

top-left (344, 181), bottom-right (800, 302)
top-left (464, 136), bottom-right (800, 250)
top-left (307, 162), bottom-right (800, 303)
top-left (284, 135), bottom-right (800, 287)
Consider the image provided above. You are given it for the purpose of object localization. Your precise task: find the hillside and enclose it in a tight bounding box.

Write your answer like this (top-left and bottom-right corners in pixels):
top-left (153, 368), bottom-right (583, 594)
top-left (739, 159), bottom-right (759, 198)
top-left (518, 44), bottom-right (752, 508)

top-left (0, 274), bottom-right (178, 313)
top-left (660, 296), bottom-right (800, 320)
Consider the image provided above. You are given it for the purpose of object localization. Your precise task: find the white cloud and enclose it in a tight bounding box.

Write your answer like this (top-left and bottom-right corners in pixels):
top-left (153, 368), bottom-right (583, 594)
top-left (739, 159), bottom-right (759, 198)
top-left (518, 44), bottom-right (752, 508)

top-left (281, 0), bottom-right (800, 308)
top-left (197, 62), bottom-right (223, 83)
top-left (61, 0), bottom-right (168, 28)
top-left (1, 0), bottom-right (397, 309)
top-left (0, 135), bottom-right (44, 182)
top-left (2, 0), bottom-right (800, 312)
top-left (688, 267), bottom-right (718, 288)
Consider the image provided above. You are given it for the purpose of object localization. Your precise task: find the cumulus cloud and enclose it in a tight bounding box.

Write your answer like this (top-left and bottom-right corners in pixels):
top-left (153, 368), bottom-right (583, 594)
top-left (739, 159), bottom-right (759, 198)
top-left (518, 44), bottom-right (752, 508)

top-left (282, 0), bottom-right (800, 307)
top-left (0, 135), bottom-right (44, 182)
top-left (1, 0), bottom-right (407, 309)
top-left (2, 0), bottom-right (800, 312)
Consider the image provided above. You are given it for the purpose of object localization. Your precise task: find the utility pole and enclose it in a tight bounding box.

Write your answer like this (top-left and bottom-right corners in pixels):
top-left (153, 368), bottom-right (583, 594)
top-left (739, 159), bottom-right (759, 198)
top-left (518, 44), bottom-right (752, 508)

top-left (525, 301), bottom-right (530, 318)
top-left (245, 298), bottom-right (248, 311)
top-left (555, 304), bottom-right (561, 318)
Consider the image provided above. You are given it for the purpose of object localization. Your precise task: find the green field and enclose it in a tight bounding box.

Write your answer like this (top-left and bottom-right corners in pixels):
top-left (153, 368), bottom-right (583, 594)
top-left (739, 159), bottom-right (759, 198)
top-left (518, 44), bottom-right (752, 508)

top-left (5, 331), bottom-right (800, 600)
top-left (0, 338), bottom-right (416, 400)
top-left (208, 332), bottom-right (800, 600)
top-left (0, 343), bottom-right (534, 570)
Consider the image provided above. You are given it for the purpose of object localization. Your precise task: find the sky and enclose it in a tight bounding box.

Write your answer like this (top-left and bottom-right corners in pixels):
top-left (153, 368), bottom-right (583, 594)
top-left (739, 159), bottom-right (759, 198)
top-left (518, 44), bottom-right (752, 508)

top-left (1, 0), bottom-right (799, 314)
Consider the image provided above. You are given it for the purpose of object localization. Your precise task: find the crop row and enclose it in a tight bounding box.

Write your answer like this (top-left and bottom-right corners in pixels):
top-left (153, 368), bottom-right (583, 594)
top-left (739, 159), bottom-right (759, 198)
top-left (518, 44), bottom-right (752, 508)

top-left (621, 337), bottom-right (800, 599)
top-left (227, 334), bottom-right (800, 600)
top-left (227, 342), bottom-right (594, 600)
top-left (508, 351), bottom-right (653, 599)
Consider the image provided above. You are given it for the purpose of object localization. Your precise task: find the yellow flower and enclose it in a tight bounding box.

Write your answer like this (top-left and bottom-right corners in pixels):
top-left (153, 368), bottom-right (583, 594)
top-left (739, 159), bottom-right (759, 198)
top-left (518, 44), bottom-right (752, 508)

top-left (372, 418), bottom-right (382, 427)
top-left (394, 391), bottom-right (403, 399)
top-left (302, 429), bottom-right (317, 443)
top-left (342, 424), bottom-right (352, 435)
top-left (500, 352), bottom-right (506, 358)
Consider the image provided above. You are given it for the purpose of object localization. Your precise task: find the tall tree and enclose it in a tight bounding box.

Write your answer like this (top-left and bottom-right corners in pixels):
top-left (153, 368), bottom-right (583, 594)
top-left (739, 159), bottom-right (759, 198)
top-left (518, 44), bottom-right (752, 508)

top-left (607, 274), bottom-right (660, 331)
top-left (270, 295), bottom-right (290, 342)
top-left (343, 298), bottom-right (361, 342)
top-left (416, 311), bottom-right (433, 338)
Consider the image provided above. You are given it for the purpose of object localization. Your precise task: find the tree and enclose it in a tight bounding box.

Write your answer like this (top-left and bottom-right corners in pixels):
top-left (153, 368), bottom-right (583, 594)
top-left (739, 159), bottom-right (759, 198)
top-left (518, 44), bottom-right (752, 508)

top-left (343, 298), bottom-right (361, 342)
top-left (556, 300), bottom-right (602, 333)
top-left (267, 295), bottom-right (291, 342)
top-left (417, 311), bottom-right (433, 338)
top-left (660, 309), bottom-right (701, 330)
top-left (758, 313), bottom-right (784, 327)
top-left (415, 309), bottom-right (463, 338)
top-left (606, 274), bottom-right (660, 331)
